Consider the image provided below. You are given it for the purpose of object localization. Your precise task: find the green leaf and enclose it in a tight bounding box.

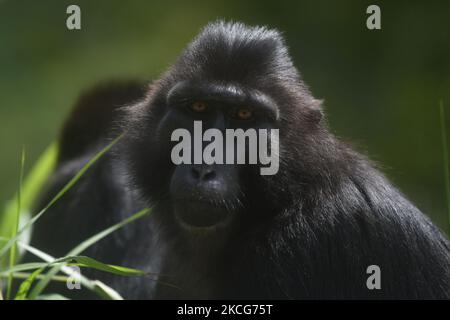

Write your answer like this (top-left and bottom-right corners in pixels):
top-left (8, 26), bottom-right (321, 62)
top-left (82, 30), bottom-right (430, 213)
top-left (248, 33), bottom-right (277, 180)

top-left (68, 207), bottom-right (151, 256)
top-left (6, 147), bottom-right (26, 299)
top-left (2, 237), bottom-right (131, 300)
top-left (36, 294), bottom-right (70, 300)
top-left (0, 272), bottom-right (68, 283)
top-left (0, 135), bottom-right (122, 260)
top-left (53, 256), bottom-right (147, 277)
top-left (28, 207), bottom-right (151, 299)
top-left (0, 262), bottom-right (48, 275)
top-left (0, 236), bottom-right (53, 262)
top-left (15, 268), bottom-right (44, 300)
top-left (0, 143), bottom-right (57, 257)
top-left (92, 280), bottom-right (123, 300)
top-left (12, 239), bottom-right (127, 301)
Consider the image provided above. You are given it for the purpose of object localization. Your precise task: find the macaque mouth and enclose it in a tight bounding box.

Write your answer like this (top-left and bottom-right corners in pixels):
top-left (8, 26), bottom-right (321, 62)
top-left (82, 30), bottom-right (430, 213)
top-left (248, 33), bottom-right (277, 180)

top-left (173, 200), bottom-right (229, 229)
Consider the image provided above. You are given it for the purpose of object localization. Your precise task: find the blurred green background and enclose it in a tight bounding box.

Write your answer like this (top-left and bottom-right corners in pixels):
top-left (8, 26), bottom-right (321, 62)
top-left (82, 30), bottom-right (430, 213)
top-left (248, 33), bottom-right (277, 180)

top-left (0, 0), bottom-right (449, 231)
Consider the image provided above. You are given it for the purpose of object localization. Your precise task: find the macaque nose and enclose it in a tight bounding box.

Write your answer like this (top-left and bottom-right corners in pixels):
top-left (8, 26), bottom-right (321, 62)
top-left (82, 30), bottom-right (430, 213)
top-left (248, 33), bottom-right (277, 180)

top-left (190, 166), bottom-right (216, 181)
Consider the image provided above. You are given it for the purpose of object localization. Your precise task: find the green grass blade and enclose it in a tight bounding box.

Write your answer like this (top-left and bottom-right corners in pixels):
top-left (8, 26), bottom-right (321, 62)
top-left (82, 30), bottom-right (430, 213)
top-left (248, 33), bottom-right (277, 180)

top-left (0, 272), bottom-right (68, 283)
top-left (439, 100), bottom-right (450, 235)
top-left (11, 235), bottom-right (170, 299)
top-left (0, 143), bottom-right (58, 259)
top-left (68, 207), bottom-right (151, 256)
top-left (7, 237), bottom-right (127, 300)
top-left (6, 257), bottom-right (141, 300)
top-left (0, 262), bottom-right (48, 275)
top-left (6, 147), bottom-right (25, 299)
top-left (28, 207), bottom-right (151, 299)
top-left (92, 280), bottom-right (123, 300)
top-left (53, 256), bottom-right (147, 277)
top-left (15, 268), bottom-right (44, 300)
top-left (36, 294), bottom-right (70, 300)
top-left (0, 135), bottom-right (122, 259)
top-left (43, 134), bottom-right (122, 212)
top-left (1, 255), bottom-right (146, 278)
top-left (0, 236), bottom-right (54, 262)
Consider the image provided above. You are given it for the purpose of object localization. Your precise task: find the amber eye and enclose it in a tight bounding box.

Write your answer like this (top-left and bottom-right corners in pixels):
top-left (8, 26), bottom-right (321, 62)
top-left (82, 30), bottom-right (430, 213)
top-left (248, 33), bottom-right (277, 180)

top-left (191, 101), bottom-right (207, 113)
top-left (236, 108), bottom-right (253, 120)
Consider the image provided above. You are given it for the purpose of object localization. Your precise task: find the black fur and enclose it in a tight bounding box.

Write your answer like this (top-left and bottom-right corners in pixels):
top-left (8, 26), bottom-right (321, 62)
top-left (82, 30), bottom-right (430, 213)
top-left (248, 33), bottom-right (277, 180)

top-left (30, 21), bottom-right (450, 299)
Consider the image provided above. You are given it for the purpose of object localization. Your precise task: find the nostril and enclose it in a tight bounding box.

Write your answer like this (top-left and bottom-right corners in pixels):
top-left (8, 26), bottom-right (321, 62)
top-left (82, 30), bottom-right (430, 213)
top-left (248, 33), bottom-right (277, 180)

top-left (191, 167), bottom-right (200, 180)
top-left (190, 166), bottom-right (216, 181)
top-left (202, 170), bottom-right (216, 181)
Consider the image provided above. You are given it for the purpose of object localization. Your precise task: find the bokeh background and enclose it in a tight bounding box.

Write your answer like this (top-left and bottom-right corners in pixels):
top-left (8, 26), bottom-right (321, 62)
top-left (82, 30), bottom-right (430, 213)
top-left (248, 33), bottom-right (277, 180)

top-left (0, 0), bottom-right (449, 231)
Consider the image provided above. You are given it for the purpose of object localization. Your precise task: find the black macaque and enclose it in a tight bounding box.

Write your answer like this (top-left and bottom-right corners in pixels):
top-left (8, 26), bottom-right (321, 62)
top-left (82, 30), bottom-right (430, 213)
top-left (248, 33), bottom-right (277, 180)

top-left (30, 21), bottom-right (450, 299)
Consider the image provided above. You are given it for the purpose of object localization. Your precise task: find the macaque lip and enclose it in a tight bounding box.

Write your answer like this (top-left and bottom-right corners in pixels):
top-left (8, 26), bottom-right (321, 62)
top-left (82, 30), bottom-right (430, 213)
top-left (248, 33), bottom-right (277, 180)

top-left (173, 200), bottom-right (229, 229)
